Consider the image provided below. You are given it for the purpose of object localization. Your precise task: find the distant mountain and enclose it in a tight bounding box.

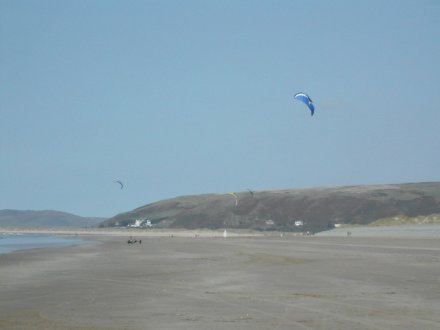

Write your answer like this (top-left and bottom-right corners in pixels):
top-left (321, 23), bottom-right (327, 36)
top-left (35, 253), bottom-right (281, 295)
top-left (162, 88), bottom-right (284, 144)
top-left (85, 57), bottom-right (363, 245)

top-left (0, 210), bottom-right (106, 228)
top-left (100, 182), bottom-right (440, 233)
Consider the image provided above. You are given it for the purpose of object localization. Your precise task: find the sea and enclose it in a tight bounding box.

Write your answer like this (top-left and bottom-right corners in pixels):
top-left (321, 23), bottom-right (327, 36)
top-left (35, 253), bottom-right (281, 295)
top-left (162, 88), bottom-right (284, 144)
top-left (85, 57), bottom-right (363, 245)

top-left (0, 233), bottom-right (86, 254)
top-left (317, 223), bottom-right (440, 237)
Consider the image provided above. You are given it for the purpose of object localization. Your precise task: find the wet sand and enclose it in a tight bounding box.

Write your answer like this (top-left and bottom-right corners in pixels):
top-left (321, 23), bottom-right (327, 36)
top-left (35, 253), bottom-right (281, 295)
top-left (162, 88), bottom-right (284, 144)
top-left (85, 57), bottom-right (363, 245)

top-left (1, 232), bottom-right (439, 329)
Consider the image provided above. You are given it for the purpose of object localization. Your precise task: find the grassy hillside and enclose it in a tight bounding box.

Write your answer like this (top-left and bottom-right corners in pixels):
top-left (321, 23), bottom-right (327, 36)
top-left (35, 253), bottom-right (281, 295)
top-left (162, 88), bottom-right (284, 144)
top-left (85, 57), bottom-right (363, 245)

top-left (0, 210), bottom-right (106, 228)
top-left (100, 182), bottom-right (440, 233)
top-left (369, 214), bottom-right (440, 226)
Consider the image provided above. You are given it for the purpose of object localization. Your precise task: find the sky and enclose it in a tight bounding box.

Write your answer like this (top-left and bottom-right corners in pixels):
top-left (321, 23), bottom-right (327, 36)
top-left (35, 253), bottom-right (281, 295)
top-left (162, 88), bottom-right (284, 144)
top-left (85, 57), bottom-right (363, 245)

top-left (1, 0), bottom-right (439, 217)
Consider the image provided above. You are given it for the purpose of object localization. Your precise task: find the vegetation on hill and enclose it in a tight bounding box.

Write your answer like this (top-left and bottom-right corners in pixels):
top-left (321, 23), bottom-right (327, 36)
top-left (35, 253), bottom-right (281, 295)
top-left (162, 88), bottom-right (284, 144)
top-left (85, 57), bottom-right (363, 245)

top-left (369, 214), bottom-right (440, 226)
top-left (100, 182), bottom-right (440, 233)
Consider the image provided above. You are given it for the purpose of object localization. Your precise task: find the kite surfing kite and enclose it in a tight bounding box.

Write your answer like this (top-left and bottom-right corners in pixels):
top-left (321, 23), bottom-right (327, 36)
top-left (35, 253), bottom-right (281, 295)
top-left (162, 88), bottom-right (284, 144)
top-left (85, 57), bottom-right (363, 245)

top-left (114, 180), bottom-right (124, 189)
top-left (294, 92), bottom-right (315, 116)
top-left (227, 192), bottom-right (239, 207)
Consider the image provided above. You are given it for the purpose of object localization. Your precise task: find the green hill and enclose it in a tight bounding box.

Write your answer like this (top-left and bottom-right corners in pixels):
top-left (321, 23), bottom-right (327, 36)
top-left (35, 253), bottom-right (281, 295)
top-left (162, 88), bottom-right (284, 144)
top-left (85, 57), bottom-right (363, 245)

top-left (100, 182), bottom-right (440, 233)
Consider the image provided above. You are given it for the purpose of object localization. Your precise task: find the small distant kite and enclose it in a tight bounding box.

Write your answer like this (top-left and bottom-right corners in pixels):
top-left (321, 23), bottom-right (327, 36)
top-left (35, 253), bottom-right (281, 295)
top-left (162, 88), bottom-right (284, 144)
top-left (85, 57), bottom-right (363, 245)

top-left (294, 92), bottom-right (315, 116)
top-left (114, 180), bottom-right (124, 189)
top-left (227, 192), bottom-right (239, 207)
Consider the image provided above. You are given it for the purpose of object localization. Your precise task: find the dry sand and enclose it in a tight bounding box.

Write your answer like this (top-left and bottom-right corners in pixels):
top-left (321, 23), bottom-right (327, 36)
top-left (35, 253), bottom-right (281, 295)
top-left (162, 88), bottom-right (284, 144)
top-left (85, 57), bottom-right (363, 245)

top-left (1, 230), bottom-right (439, 330)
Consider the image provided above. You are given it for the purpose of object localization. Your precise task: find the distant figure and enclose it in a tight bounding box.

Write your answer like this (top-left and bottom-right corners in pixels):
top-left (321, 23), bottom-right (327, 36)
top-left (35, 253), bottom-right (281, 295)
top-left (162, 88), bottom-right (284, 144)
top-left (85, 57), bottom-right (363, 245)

top-left (347, 231), bottom-right (352, 237)
top-left (139, 239), bottom-right (142, 244)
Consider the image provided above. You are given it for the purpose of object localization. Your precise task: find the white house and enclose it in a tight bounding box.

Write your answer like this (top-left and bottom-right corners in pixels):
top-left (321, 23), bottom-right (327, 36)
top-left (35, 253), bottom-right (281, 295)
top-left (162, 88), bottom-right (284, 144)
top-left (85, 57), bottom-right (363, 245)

top-left (129, 219), bottom-right (153, 228)
top-left (130, 219), bottom-right (143, 228)
top-left (294, 220), bottom-right (304, 227)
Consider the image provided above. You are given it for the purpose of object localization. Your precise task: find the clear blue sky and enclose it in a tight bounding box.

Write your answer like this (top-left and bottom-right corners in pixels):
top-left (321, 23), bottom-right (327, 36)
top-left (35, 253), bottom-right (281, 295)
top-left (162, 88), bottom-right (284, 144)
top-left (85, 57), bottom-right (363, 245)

top-left (1, 0), bottom-right (439, 217)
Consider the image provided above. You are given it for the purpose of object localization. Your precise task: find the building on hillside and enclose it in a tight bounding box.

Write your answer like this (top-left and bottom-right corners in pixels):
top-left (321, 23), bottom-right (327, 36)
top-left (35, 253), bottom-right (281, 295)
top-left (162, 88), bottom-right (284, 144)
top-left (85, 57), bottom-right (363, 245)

top-left (129, 219), bottom-right (153, 228)
top-left (294, 220), bottom-right (304, 227)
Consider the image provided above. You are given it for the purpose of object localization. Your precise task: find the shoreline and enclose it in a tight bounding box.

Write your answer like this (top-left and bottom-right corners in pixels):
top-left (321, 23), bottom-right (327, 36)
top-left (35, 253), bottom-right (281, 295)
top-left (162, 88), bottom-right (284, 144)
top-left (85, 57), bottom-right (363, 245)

top-left (0, 227), bottom-right (266, 238)
top-left (2, 224), bottom-right (439, 259)
top-left (2, 223), bottom-right (440, 238)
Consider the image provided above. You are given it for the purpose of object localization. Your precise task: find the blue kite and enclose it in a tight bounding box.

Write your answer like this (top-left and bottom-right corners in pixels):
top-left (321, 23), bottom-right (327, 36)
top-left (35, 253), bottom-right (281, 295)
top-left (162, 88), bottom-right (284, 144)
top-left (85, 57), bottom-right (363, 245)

top-left (294, 92), bottom-right (315, 116)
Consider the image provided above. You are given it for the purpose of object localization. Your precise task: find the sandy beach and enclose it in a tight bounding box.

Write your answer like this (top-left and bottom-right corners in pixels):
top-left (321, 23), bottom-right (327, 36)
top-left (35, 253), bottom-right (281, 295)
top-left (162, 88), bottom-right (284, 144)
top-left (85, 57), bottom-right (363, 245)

top-left (1, 230), bottom-right (439, 330)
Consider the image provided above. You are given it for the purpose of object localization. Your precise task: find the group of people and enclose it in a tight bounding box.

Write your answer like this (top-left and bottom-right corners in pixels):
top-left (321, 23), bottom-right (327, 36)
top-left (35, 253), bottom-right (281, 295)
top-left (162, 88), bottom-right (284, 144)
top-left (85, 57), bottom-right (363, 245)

top-left (127, 236), bottom-right (141, 244)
